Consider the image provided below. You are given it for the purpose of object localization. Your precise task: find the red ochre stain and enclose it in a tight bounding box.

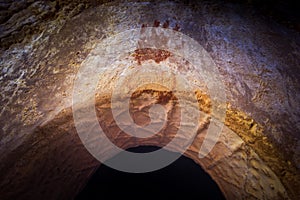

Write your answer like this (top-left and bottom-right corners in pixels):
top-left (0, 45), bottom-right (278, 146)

top-left (133, 48), bottom-right (171, 65)
top-left (173, 23), bottom-right (180, 31)
top-left (163, 20), bottom-right (170, 28)
top-left (135, 20), bottom-right (180, 64)
top-left (141, 20), bottom-right (180, 31)
top-left (153, 20), bottom-right (160, 27)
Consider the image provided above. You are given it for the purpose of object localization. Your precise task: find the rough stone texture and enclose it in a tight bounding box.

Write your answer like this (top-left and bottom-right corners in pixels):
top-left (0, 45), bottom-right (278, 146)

top-left (0, 0), bottom-right (299, 199)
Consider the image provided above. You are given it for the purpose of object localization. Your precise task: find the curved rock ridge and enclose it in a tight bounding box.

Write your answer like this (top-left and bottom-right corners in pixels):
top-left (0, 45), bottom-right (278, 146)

top-left (0, 0), bottom-right (299, 199)
top-left (0, 90), bottom-right (290, 199)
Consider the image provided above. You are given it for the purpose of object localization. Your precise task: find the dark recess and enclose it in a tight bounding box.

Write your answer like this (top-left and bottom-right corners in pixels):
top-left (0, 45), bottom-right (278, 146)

top-left (76, 146), bottom-right (225, 200)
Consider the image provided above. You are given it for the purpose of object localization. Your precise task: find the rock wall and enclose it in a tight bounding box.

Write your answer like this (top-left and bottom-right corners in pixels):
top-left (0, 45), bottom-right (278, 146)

top-left (0, 1), bottom-right (299, 199)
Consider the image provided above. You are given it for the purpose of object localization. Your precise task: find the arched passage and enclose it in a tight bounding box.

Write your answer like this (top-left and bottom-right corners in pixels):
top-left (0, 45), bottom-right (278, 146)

top-left (75, 146), bottom-right (225, 200)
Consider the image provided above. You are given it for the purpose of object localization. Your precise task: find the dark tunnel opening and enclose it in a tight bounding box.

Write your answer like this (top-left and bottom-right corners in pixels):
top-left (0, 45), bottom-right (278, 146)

top-left (75, 146), bottom-right (225, 200)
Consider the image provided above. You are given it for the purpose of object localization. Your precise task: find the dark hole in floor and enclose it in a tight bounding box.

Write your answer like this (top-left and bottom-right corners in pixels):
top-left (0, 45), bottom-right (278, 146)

top-left (76, 146), bottom-right (225, 199)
